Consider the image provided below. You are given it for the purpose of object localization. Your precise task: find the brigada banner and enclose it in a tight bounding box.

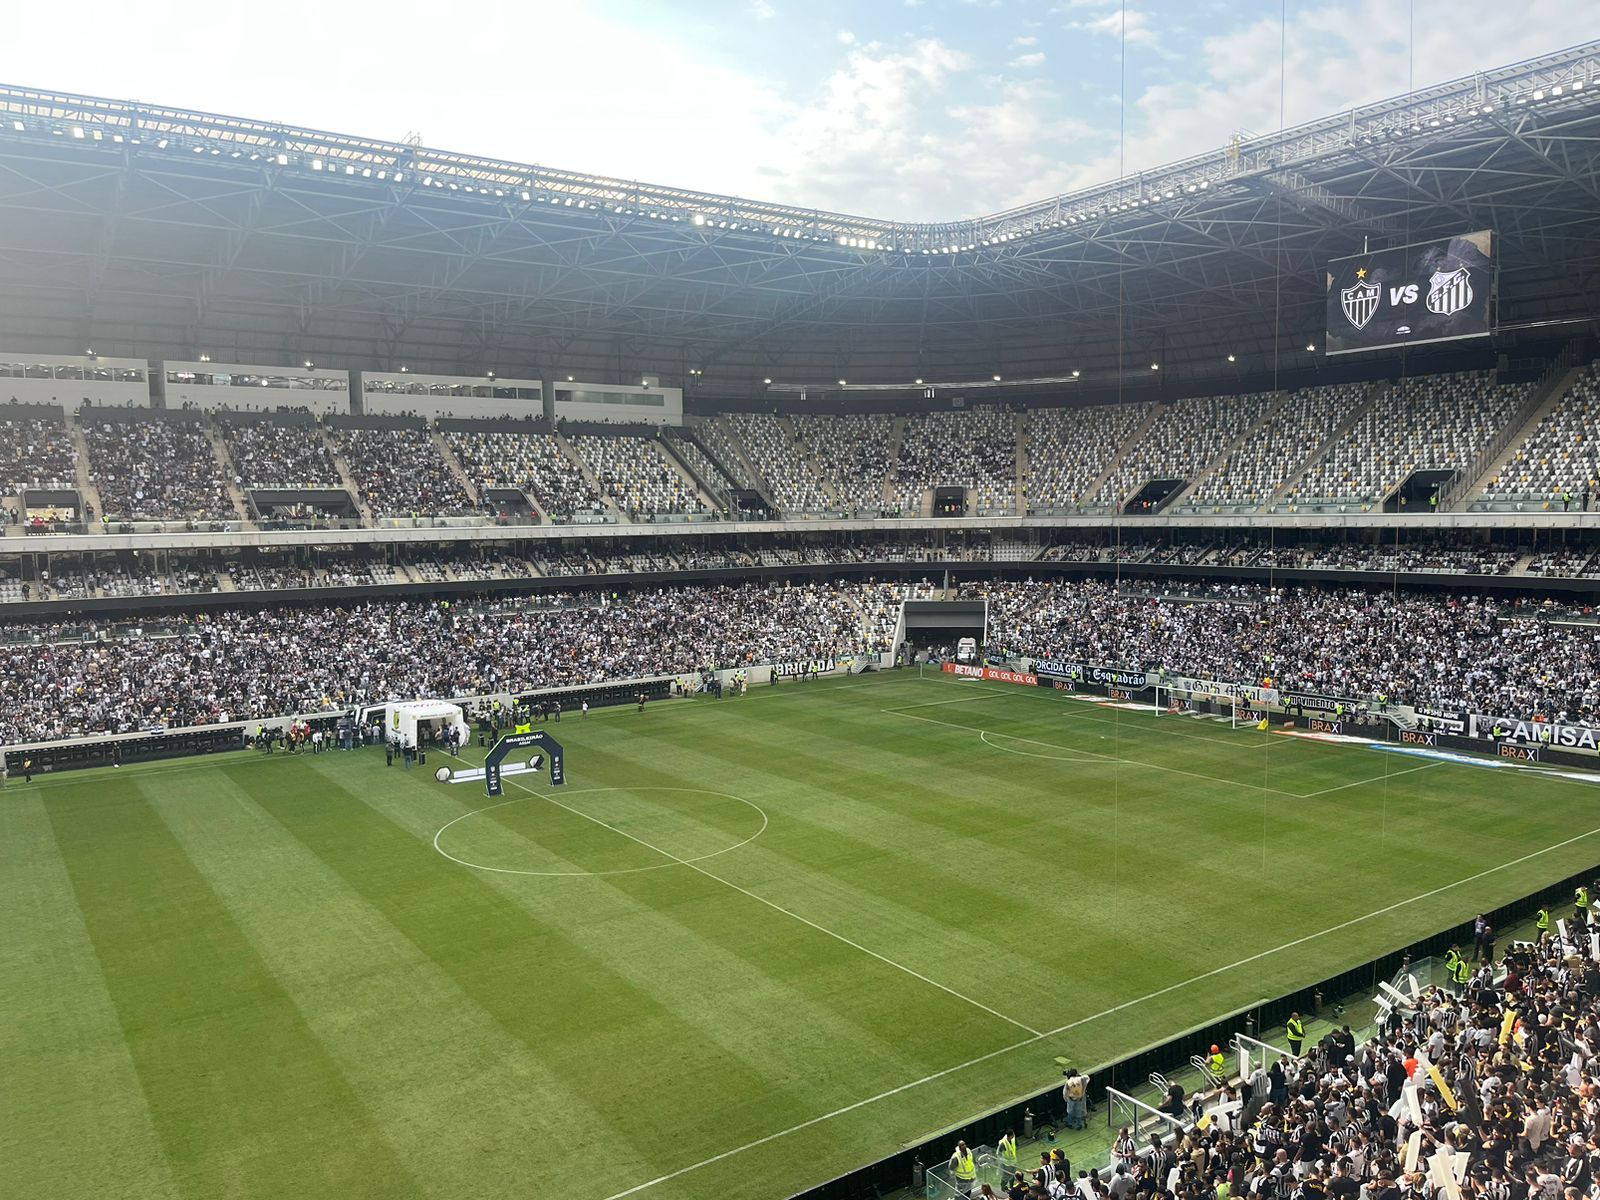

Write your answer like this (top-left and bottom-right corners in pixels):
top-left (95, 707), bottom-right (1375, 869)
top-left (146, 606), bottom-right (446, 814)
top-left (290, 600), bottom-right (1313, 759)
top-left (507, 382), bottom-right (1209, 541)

top-left (1325, 231), bottom-right (1494, 355)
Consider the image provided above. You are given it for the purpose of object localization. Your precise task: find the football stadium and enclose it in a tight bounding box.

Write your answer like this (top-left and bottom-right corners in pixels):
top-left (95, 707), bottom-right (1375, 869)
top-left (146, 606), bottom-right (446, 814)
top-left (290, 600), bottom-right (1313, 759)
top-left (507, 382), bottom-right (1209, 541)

top-left (4, 8), bottom-right (1600, 1200)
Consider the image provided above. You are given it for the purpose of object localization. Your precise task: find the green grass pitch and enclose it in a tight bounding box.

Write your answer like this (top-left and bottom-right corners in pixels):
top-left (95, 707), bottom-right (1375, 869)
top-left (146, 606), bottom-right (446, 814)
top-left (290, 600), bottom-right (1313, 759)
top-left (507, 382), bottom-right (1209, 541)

top-left (6, 671), bottom-right (1599, 1200)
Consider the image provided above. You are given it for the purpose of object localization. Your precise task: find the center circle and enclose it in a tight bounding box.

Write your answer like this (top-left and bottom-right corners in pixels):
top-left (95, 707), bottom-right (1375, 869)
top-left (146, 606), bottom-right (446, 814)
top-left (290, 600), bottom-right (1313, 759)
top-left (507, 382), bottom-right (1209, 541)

top-left (432, 786), bottom-right (769, 878)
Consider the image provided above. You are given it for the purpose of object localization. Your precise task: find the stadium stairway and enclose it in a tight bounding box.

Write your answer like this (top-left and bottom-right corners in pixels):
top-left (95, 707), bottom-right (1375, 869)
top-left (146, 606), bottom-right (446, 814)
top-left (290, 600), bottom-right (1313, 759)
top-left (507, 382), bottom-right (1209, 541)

top-left (430, 428), bottom-right (480, 506)
top-left (1169, 391), bottom-right (1289, 510)
top-left (68, 417), bottom-right (105, 522)
top-left (1079, 403), bottom-right (1160, 510)
top-left (205, 424), bottom-right (254, 523)
top-left (553, 430), bottom-right (625, 520)
top-left (1450, 362), bottom-right (1587, 510)
top-left (325, 427), bottom-right (373, 521)
top-left (1017, 409), bottom-right (1034, 516)
top-left (1268, 382), bottom-right (1383, 509)
top-left (655, 436), bottom-right (724, 512)
top-left (884, 416), bottom-right (909, 513)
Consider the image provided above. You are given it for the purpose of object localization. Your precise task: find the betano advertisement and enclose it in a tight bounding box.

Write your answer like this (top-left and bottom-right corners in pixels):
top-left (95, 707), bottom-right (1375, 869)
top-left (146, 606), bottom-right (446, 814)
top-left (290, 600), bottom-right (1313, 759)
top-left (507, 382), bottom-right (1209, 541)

top-left (942, 663), bottom-right (1038, 686)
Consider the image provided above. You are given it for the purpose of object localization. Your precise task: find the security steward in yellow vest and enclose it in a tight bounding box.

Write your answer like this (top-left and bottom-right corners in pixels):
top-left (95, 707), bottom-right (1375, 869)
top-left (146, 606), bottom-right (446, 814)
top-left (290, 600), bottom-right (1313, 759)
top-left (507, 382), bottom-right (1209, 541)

top-left (998, 1130), bottom-right (1019, 1172)
top-left (1444, 946), bottom-right (1471, 986)
top-left (950, 1140), bottom-right (977, 1194)
top-left (1537, 905), bottom-right (1552, 935)
top-left (1286, 1013), bottom-right (1306, 1056)
top-left (1578, 886), bottom-right (1591, 917)
top-left (1208, 1044), bottom-right (1228, 1079)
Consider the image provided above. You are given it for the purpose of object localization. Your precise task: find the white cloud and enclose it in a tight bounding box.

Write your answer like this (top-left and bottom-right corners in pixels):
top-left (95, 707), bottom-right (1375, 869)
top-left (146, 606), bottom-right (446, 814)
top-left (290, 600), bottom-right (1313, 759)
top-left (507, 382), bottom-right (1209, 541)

top-left (1052, 0), bottom-right (1599, 198)
top-left (1073, 7), bottom-right (1160, 46)
top-left (746, 0), bottom-right (776, 19)
top-left (1010, 51), bottom-right (1047, 68)
top-left (837, 29), bottom-right (856, 44)
top-left (1011, 34), bottom-right (1038, 47)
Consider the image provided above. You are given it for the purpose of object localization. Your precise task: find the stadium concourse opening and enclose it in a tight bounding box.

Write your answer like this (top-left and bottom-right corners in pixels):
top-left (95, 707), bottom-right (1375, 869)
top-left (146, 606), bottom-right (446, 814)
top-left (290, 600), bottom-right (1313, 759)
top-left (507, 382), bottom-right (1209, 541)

top-left (1, 8), bottom-right (1600, 1200)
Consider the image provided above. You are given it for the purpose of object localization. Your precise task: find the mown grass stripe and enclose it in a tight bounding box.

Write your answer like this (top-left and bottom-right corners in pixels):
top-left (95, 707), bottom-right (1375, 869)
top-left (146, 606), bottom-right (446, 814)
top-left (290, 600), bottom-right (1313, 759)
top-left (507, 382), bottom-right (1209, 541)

top-left (242, 762), bottom-right (825, 1170)
top-left (0, 794), bottom-right (181, 1200)
top-left (44, 779), bottom-right (422, 1200)
top-left (151, 771), bottom-right (644, 1197)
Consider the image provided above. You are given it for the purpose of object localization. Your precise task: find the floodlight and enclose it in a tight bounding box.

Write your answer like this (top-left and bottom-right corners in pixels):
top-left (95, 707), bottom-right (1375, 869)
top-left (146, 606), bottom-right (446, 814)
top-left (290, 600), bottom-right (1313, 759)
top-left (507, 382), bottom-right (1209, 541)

top-left (11, 120), bottom-right (24, 131)
top-left (1306, 342), bottom-right (1316, 352)
top-left (1151, 363), bottom-right (1160, 371)
top-left (838, 379), bottom-right (847, 386)
top-left (762, 377), bottom-right (772, 385)
top-left (1071, 370), bottom-right (1080, 378)
top-left (914, 378), bottom-right (923, 385)
top-left (487, 371), bottom-right (495, 379)
top-left (71, 126), bottom-right (84, 139)
top-left (693, 214), bottom-right (706, 226)
top-left (992, 374), bottom-right (1002, 382)
top-left (1227, 354), bottom-right (1236, 362)
top-left (274, 152), bottom-right (287, 164)
top-left (311, 157), bottom-right (323, 170)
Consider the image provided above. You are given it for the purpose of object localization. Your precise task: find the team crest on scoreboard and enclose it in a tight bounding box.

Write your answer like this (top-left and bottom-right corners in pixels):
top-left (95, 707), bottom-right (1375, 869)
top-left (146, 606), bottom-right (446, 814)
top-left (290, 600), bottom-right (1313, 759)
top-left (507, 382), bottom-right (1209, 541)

top-left (1340, 276), bottom-right (1380, 330)
top-left (1426, 266), bottom-right (1472, 316)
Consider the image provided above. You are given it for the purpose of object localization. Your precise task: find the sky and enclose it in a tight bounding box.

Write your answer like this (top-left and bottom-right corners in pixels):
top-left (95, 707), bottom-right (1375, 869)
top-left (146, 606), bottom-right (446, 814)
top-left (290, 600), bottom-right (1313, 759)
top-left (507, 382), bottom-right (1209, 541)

top-left (9, 0), bottom-right (1597, 221)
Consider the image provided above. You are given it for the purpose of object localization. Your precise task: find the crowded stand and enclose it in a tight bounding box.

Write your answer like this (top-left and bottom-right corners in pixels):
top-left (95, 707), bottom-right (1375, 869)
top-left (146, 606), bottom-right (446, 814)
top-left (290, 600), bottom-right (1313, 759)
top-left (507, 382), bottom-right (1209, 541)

top-left (967, 577), bottom-right (1600, 722)
top-left (332, 427), bottom-right (475, 517)
top-left (14, 574), bottom-right (1600, 742)
top-left (1292, 372), bottom-right (1529, 505)
top-left (724, 413), bottom-right (835, 513)
top-left (82, 416), bottom-right (236, 522)
top-left (0, 582), bottom-right (875, 742)
top-left (220, 418), bottom-right (340, 490)
top-left (1189, 384), bottom-right (1370, 508)
top-left (0, 414), bottom-right (78, 493)
top-left (1024, 401), bottom-right (1150, 513)
top-left (444, 428), bottom-right (605, 518)
top-left (1483, 362), bottom-right (1600, 509)
top-left (800, 412), bottom-right (897, 513)
top-left (1096, 392), bottom-right (1275, 509)
top-left (894, 406), bottom-right (1018, 515)
top-left (567, 433), bottom-right (706, 519)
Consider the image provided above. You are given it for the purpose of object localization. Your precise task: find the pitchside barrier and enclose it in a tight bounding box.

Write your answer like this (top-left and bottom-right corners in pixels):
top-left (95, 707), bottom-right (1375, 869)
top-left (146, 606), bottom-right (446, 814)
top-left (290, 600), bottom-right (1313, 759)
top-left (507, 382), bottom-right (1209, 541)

top-left (792, 864), bottom-right (1599, 1200)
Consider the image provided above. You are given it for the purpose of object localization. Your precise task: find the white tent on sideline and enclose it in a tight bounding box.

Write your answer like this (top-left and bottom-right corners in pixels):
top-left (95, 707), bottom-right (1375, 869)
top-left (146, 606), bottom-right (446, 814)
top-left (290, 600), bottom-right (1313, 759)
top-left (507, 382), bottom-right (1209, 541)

top-left (383, 700), bottom-right (470, 751)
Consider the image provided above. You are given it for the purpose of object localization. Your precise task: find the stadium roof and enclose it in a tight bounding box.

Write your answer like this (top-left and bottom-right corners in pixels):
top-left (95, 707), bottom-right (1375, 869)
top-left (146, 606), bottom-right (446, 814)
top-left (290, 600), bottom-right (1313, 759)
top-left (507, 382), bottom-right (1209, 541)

top-left (0, 41), bottom-right (1596, 396)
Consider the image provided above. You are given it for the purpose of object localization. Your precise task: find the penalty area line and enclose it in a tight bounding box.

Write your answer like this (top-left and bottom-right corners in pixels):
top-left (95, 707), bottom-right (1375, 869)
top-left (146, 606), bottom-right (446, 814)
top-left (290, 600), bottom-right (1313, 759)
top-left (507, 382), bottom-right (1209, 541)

top-left (596, 821), bottom-right (1600, 1200)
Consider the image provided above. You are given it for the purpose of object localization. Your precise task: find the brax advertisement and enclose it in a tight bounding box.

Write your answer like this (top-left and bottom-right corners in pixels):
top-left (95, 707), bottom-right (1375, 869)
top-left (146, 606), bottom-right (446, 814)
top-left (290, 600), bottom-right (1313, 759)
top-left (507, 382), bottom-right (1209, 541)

top-left (1325, 230), bottom-right (1494, 355)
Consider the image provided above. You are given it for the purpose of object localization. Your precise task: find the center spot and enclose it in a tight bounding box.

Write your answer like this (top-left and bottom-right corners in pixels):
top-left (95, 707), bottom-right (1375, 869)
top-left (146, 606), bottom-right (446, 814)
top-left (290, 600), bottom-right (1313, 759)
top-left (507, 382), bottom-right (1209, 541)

top-left (432, 786), bottom-right (768, 877)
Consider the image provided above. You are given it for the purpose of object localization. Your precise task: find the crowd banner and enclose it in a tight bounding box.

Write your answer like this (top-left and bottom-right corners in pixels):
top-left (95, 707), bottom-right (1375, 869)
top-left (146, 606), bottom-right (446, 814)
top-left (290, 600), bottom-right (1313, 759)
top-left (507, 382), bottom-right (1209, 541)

top-left (1030, 659), bottom-right (1154, 690)
top-left (773, 656), bottom-right (840, 679)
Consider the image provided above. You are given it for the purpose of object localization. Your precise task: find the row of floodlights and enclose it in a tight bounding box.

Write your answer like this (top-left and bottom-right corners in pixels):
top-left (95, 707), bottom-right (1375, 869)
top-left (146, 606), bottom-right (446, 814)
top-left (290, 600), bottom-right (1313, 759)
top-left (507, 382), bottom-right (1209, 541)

top-left (9, 116), bottom-right (1223, 254)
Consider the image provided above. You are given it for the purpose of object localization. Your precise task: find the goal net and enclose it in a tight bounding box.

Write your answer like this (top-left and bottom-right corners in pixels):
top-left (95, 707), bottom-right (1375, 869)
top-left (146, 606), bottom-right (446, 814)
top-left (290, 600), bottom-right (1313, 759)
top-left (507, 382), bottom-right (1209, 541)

top-left (1154, 685), bottom-right (1248, 727)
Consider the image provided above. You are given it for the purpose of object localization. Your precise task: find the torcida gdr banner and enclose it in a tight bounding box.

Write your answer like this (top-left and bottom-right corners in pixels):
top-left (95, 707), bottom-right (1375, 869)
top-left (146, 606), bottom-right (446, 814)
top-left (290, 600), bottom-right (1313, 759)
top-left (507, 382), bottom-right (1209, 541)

top-left (1325, 231), bottom-right (1494, 355)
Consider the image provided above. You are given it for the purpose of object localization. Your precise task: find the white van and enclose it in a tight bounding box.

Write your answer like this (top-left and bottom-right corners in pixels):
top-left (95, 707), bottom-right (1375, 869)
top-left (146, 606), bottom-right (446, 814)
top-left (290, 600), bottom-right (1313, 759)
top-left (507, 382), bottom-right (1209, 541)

top-left (956, 637), bottom-right (978, 663)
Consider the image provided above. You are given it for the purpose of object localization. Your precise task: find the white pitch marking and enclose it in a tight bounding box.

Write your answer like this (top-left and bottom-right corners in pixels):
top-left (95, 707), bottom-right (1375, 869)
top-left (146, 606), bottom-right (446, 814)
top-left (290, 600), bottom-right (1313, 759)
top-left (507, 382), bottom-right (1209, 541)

top-left (882, 694), bottom-right (1013, 712)
top-left (431, 786), bottom-right (769, 878)
top-left (499, 773), bottom-right (1045, 1039)
top-left (891, 706), bottom-right (1309, 798)
top-left (1298, 761), bottom-right (1444, 797)
top-left (597, 822), bottom-right (1600, 1200)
